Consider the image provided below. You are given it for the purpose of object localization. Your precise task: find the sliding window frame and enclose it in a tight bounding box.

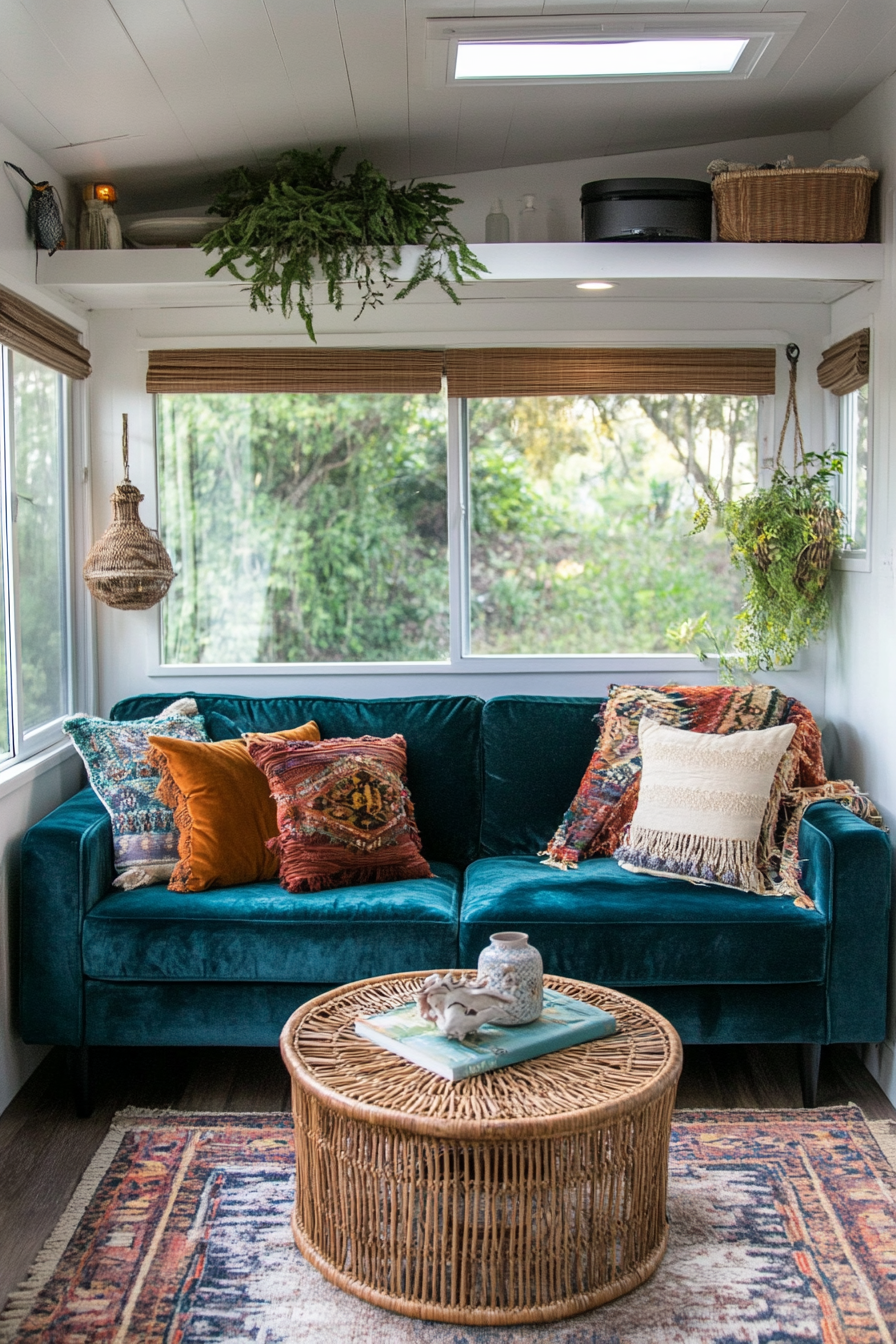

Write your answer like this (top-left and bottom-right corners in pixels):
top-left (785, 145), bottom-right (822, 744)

top-left (0, 347), bottom-right (75, 764)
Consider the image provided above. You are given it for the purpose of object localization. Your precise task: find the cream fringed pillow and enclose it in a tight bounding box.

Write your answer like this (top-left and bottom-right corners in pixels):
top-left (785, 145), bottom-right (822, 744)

top-left (615, 717), bottom-right (796, 893)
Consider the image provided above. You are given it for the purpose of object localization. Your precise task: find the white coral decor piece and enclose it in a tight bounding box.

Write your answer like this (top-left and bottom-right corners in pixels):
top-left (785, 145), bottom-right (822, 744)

top-left (415, 972), bottom-right (514, 1040)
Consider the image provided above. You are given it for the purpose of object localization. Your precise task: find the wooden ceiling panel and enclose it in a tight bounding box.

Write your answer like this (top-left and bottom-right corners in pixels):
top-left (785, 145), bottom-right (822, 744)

top-left (0, 0), bottom-right (133, 147)
top-left (334, 0), bottom-right (410, 177)
top-left (177, 0), bottom-right (312, 158)
top-left (108, 0), bottom-right (260, 169)
top-left (0, 0), bottom-right (890, 201)
top-left (263, 0), bottom-right (361, 154)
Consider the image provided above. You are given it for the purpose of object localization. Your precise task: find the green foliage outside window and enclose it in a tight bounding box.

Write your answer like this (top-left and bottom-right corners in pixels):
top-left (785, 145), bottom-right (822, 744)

top-left (158, 389), bottom-right (758, 664)
top-left (13, 354), bottom-right (67, 730)
top-left (158, 392), bottom-right (450, 664)
top-left (469, 394), bottom-right (756, 655)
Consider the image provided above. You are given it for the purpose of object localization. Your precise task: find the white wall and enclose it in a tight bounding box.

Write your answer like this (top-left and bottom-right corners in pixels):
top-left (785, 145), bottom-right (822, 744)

top-left (448, 130), bottom-right (833, 244)
top-left (0, 121), bottom-right (89, 1115)
top-left (2, 122), bottom-right (845, 1112)
top-left (88, 297), bottom-right (830, 718)
top-left (825, 80), bottom-right (896, 1103)
top-left (86, 115), bottom-right (840, 723)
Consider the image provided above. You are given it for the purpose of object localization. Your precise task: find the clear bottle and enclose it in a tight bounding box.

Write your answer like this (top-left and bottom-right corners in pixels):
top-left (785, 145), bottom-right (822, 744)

top-left (485, 198), bottom-right (510, 243)
top-left (518, 193), bottom-right (545, 242)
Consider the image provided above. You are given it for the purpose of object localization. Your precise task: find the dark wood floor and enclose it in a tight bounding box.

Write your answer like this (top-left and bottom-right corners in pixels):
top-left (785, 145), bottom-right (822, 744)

top-left (1, 1042), bottom-right (894, 1314)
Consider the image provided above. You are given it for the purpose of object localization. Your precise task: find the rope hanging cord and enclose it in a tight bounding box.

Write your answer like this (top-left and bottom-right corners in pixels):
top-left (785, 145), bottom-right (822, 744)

top-left (765, 343), bottom-right (840, 595)
top-left (774, 343), bottom-right (806, 473)
top-left (83, 414), bottom-right (176, 611)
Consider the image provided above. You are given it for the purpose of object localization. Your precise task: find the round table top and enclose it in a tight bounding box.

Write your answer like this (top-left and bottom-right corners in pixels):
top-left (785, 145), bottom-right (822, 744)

top-left (281, 972), bottom-right (682, 1140)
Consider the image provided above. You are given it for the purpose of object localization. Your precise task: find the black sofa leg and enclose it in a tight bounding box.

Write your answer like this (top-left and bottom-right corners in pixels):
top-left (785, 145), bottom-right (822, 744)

top-left (67, 1045), bottom-right (93, 1118)
top-left (799, 1044), bottom-right (822, 1108)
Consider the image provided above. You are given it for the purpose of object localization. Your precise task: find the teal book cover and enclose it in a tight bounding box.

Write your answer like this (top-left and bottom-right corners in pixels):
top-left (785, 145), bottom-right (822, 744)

top-left (354, 986), bottom-right (617, 1083)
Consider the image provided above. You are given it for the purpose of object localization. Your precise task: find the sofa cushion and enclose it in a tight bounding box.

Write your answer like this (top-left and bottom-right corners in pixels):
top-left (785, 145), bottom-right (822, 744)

top-left (459, 856), bottom-right (827, 985)
top-left (63, 699), bottom-right (209, 886)
top-left (480, 696), bottom-right (604, 856)
top-left (147, 722), bottom-right (320, 891)
top-left (111, 694), bottom-right (483, 868)
top-left (248, 733), bottom-right (432, 892)
top-left (82, 861), bottom-right (460, 984)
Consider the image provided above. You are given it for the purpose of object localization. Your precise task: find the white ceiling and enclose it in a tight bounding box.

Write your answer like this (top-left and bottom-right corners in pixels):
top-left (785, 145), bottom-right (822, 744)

top-left (0, 0), bottom-right (894, 211)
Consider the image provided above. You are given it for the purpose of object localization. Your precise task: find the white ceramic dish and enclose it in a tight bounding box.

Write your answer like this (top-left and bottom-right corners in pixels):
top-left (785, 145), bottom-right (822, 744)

top-left (125, 217), bottom-right (227, 248)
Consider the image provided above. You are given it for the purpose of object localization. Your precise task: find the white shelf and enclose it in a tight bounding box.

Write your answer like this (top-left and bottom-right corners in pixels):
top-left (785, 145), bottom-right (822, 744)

top-left (37, 242), bottom-right (883, 311)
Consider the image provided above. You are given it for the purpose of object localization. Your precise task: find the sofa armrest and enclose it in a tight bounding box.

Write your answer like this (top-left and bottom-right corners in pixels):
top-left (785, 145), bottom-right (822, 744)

top-left (20, 787), bottom-right (113, 1046)
top-left (798, 800), bottom-right (892, 1043)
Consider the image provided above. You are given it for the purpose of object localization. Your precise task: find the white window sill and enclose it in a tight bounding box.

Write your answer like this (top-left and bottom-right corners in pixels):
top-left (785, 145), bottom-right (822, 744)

top-left (149, 653), bottom-right (717, 678)
top-left (835, 551), bottom-right (871, 573)
top-left (0, 737), bottom-right (78, 804)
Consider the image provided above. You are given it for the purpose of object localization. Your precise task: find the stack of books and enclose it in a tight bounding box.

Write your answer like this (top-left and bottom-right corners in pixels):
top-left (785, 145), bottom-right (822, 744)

top-left (354, 986), bottom-right (617, 1082)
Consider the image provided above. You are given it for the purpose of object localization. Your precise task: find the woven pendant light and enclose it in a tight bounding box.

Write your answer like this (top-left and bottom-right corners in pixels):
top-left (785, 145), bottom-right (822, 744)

top-left (83, 414), bottom-right (175, 610)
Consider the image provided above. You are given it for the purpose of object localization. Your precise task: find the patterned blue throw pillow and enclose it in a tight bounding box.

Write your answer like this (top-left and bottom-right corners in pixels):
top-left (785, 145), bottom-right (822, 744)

top-left (64, 697), bottom-right (209, 889)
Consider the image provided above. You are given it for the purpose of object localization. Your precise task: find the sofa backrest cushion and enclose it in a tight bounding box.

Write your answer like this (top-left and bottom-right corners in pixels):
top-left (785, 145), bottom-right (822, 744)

top-left (111, 694), bottom-right (483, 868)
top-left (480, 696), bottom-right (605, 857)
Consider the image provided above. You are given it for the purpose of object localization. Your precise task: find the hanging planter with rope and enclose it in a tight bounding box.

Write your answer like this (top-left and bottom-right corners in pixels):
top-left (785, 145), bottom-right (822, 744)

top-left (83, 414), bottom-right (176, 611)
top-left (677, 343), bottom-right (848, 676)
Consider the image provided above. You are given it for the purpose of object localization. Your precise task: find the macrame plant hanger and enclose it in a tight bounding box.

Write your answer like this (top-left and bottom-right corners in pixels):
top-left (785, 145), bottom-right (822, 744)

top-left (774, 342), bottom-right (807, 475)
top-left (768, 343), bottom-right (839, 594)
top-left (83, 414), bottom-right (175, 610)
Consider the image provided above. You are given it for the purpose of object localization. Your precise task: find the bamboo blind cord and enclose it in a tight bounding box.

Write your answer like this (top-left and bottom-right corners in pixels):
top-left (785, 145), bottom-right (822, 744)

top-left (774, 343), bottom-right (806, 473)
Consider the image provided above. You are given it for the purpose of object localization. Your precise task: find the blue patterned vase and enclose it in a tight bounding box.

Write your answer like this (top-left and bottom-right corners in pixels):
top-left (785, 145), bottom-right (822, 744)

top-left (477, 931), bottom-right (543, 1025)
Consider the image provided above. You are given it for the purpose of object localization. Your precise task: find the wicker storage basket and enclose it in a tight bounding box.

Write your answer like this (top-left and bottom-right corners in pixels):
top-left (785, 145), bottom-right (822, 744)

top-left (712, 167), bottom-right (877, 243)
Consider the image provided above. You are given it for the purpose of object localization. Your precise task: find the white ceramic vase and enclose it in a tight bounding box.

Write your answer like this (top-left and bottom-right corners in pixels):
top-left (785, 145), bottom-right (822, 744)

top-left (477, 931), bottom-right (543, 1025)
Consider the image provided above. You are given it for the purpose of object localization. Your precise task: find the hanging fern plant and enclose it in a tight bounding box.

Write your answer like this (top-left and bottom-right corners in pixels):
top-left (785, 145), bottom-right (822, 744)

top-left (199, 146), bottom-right (487, 341)
top-left (669, 344), bottom-right (848, 678)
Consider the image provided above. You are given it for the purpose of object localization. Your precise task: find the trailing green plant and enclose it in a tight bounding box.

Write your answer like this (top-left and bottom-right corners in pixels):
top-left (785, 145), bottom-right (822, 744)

top-left (199, 146), bottom-right (486, 341)
top-left (667, 346), bottom-right (848, 679)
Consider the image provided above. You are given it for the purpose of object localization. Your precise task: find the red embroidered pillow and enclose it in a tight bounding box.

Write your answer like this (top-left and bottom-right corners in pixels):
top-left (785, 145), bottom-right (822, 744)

top-left (246, 734), bottom-right (432, 893)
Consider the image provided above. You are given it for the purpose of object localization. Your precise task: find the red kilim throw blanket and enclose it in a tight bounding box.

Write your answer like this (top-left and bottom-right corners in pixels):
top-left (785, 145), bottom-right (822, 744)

top-left (541, 684), bottom-right (884, 908)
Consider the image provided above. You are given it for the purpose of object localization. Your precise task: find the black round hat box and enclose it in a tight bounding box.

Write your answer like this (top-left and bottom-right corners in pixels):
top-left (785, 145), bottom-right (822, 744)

top-left (581, 178), bottom-right (712, 242)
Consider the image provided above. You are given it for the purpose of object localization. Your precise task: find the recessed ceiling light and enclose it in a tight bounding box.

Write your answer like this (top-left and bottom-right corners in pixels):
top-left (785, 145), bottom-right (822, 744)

top-left (576, 281), bottom-right (615, 291)
top-left (455, 39), bottom-right (747, 82)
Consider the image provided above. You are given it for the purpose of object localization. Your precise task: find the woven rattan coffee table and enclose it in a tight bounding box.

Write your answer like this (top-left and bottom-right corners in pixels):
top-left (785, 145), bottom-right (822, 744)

top-left (280, 972), bottom-right (682, 1326)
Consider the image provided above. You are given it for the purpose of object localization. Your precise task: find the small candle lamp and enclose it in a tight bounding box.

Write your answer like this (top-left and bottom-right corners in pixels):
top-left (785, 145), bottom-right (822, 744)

top-left (79, 182), bottom-right (122, 248)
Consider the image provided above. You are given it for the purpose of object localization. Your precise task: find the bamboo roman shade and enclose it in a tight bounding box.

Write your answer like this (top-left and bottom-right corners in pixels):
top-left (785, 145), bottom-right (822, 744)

top-left (146, 348), bottom-right (443, 394)
top-left (816, 329), bottom-right (870, 396)
top-left (0, 285), bottom-right (91, 379)
top-left (444, 347), bottom-right (776, 397)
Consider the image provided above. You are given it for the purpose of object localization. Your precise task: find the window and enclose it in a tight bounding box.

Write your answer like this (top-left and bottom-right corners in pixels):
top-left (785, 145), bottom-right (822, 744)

top-left (431, 14), bottom-right (802, 87)
top-left (838, 383), bottom-right (869, 559)
top-left (157, 391), bottom-right (449, 664)
top-left (0, 347), bottom-right (72, 760)
top-left (466, 393), bottom-right (757, 655)
top-left (157, 384), bottom-right (761, 667)
top-left (817, 328), bottom-right (871, 567)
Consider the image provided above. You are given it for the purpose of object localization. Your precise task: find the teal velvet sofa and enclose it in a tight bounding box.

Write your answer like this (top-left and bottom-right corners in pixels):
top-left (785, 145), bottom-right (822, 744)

top-left (19, 692), bottom-right (892, 1113)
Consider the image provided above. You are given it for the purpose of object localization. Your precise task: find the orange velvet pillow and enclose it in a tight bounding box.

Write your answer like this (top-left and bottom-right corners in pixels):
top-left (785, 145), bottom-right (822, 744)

top-left (147, 722), bottom-right (320, 892)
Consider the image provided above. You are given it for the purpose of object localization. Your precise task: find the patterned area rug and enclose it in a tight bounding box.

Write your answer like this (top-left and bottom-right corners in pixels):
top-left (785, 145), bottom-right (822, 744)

top-left (2, 1107), bottom-right (895, 1343)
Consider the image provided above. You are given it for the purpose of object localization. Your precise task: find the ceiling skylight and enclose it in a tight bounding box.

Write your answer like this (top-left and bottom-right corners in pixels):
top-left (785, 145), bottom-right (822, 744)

top-left (428, 14), bottom-right (804, 89)
top-left (454, 39), bottom-right (748, 82)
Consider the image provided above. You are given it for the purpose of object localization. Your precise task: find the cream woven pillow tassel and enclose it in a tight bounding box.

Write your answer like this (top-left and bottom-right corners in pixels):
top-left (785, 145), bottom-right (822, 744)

top-left (616, 717), bottom-right (796, 894)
